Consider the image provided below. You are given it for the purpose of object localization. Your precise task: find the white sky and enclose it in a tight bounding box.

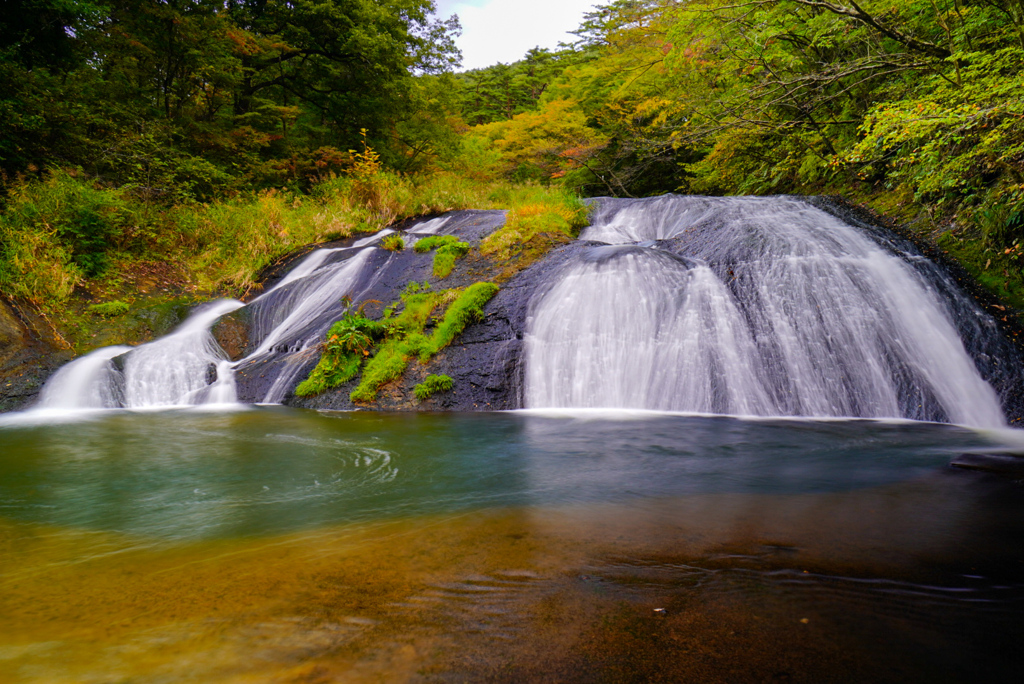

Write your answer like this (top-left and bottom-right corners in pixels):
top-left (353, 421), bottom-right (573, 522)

top-left (434, 0), bottom-right (598, 71)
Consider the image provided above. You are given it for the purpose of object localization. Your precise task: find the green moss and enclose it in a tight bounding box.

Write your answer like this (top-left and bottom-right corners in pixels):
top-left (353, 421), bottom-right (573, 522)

top-left (87, 300), bottom-right (130, 318)
top-left (413, 235), bottom-right (471, 278)
top-left (349, 343), bottom-right (409, 402)
top-left (423, 282), bottom-right (499, 358)
top-left (381, 234), bottom-right (404, 251)
top-left (413, 235), bottom-right (462, 253)
top-left (295, 351), bottom-right (362, 397)
top-left (349, 282), bottom-right (499, 403)
top-left (414, 374), bottom-right (454, 400)
top-left (937, 231), bottom-right (1024, 312)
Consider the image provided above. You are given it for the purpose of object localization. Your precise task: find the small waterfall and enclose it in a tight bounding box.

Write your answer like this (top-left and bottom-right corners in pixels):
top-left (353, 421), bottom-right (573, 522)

top-left (249, 248), bottom-right (377, 358)
top-left (245, 247), bottom-right (383, 403)
top-left (122, 299), bottom-right (244, 407)
top-left (37, 345), bottom-right (133, 409)
top-left (33, 230), bottom-right (392, 410)
top-left (526, 196), bottom-right (1008, 428)
top-left (525, 247), bottom-right (772, 413)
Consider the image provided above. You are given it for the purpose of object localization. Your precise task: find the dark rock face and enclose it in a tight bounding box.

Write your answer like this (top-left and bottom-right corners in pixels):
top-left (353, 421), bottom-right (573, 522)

top-left (281, 210), bottom-right (548, 412)
top-left (0, 298), bottom-right (74, 412)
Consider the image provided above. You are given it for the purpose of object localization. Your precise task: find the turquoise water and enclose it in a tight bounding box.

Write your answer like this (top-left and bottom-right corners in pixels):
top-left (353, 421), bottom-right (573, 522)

top-left (1, 408), bottom-right (1023, 682)
top-left (0, 408), bottom-right (1000, 539)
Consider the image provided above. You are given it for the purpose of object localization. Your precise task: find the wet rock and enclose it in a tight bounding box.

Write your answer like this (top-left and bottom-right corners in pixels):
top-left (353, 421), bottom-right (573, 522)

top-left (950, 453), bottom-right (1024, 476)
top-left (212, 308), bottom-right (251, 361)
top-left (0, 298), bottom-right (74, 411)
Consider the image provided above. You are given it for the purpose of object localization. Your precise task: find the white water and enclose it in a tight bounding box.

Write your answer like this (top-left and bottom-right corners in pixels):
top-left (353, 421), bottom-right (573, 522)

top-left (249, 248), bottom-right (376, 358)
top-left (37, 345), bottom-right (133, 409)
top-left (526, 196), bottom-right (1006, 428)
top-left (33, 228), bottom-right (394, 410)
top-left (121, 299), bottom-right (245, 407)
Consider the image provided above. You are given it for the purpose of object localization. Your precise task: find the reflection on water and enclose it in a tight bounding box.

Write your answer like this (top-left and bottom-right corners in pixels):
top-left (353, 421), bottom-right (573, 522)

top-left (1, 408), bottom-right (1023, 682)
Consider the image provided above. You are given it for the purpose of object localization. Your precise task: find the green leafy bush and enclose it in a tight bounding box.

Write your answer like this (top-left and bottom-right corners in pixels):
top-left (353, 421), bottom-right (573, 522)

top-left (293, 311), bottom-right (388, 397)
top-left (0, 171), bottom-right (134, 307)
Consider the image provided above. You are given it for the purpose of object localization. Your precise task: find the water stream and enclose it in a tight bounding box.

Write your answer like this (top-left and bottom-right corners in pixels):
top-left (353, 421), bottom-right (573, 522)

top-left (526, 196), bottom-right (1010, 427)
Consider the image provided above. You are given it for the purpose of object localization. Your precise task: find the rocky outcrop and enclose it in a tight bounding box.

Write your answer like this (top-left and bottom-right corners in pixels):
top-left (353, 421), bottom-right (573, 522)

top-left (0, 298), bottom-right (74, 412)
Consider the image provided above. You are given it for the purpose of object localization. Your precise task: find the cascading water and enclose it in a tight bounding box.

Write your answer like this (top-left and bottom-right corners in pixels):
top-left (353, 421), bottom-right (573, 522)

top-left (121, 299), bottom-right (245, 407)
top-left (37, 345), bottom-right (133, 410)
top-left (33, 232), bottom-right (394, 410)
top-left (525, 195), bottom-right (1009, 428)
top-left (37, 298), bottom-right (245, 410)
top-left (244, 247), bottom-right (382, 403)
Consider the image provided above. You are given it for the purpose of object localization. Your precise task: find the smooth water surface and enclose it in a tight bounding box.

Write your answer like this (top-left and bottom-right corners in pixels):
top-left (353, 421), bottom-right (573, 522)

top-left (2, 408), bottom-right (1024, 682)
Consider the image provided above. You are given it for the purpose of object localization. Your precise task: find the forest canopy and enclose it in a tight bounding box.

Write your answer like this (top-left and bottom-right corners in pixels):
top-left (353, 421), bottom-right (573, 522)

top-left (3, 0), bottom-right (1024, 317)
top-left (0, 0), bottom-right (462, 196)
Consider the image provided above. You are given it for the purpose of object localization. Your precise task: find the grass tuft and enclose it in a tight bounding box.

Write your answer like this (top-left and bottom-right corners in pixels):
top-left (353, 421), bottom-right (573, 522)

top-left (414, 374), bottom-right (454, 400)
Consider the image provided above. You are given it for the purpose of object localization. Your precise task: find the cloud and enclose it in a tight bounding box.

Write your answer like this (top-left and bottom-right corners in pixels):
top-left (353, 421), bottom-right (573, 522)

top-left (434, 0), bottom-right (597, 70)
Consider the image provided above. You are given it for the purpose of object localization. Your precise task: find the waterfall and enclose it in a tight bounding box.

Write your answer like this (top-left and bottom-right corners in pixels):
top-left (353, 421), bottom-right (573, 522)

top-left (121, 299), bottom-right (245, 407)
top-left (33, 232), bottom-right (389, 410)
top-left (37, 345), bottom-right (133, 409)
top-left (525, 196), bottom-right (1007, 428)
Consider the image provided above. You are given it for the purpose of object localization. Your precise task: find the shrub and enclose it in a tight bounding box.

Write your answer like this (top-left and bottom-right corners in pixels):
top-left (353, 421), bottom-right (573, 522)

top-left (293, 311), bottom-right (389, 397)
top-left (381, 234), bottom-right (405, 251)
top-left (0, 171), bottom-right (137, 307)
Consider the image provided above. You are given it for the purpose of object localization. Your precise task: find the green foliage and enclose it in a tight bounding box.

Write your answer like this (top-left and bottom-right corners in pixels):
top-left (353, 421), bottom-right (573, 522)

top-left (404, 280), bottom-right (432, 295)
top-left (937, 231), bottom-right (1024, 312)
top-left (87, 300), bottom-right (129, 318)
top-left (381, 234), bottom-right (405, 251)
top-left (293, 310), bottom-right (388, 397)
top-left (480, 187), bottom-right (590, 262)
top-left (349, 281), bottom-right (499, 403)
top-left (0, 171), bottom-right (137, 306)
top-left (0, 0), bottom-right (461, 188)
top-left (456, 48), bottom-right (568, 125)
top-left (295, 351), bottom-right (362, 398)
top-left (413, 235), bottom-right (470, 277)
top-left (414, 374), bottom-right (454, 400)
top-left (413, 235), bottom-right (461, 253)
top-left (423, 282), bottom-right (499, 357)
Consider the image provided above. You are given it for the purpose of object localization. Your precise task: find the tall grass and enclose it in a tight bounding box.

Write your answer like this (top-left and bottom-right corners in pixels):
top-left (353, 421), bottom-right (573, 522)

top-left (1, 159), bottom-right (587, 312)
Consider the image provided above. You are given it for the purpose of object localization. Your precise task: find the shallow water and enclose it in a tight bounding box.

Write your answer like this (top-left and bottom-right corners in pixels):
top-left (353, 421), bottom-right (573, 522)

top-left (1, 408), bottom-right (1023, 682)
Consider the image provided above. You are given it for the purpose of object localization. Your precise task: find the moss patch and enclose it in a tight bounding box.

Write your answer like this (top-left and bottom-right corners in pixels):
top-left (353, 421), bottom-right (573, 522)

top-left (297, 281), bottom-right (498, 404)
top-left (350, 282), bottom-right (498, 403)
top-left (413, 235), bottom-right (471, 278)
top-left (937, 231), bottom-right (1024, 314)
top-left (86, 300), bottom-right (130, 318)
top-left (414, 374), bottom-right (454, 401)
